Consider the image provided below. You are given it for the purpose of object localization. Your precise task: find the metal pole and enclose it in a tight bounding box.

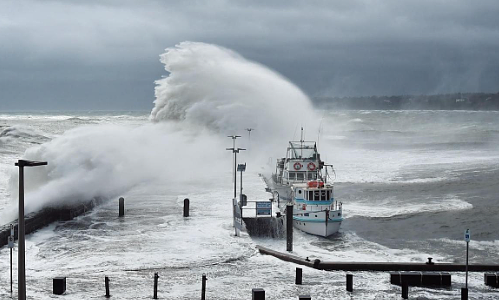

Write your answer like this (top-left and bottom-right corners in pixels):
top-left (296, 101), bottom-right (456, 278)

top-left (18, 165), bottom-right (26, 300)
top-left (240, 169), bottom-right (243, 227)
top-left (234, 151), bottom-right (237, 199)
top-left (233, 151), bottom-right (237, 236)
top-left (286, 204), bottom-right (293, 252)
top-left (465, 241), bottom-right (469, 288)
top-left (10, 247), bottom-right (12, 294)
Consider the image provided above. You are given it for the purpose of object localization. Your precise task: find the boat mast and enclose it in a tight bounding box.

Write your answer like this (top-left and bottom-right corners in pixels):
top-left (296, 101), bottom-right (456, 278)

top-left (300, 127), bottom-right (304, 158)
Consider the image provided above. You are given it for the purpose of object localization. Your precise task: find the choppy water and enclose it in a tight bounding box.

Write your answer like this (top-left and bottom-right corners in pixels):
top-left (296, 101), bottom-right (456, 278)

top-left (1, 110), bottom-right (498, 299)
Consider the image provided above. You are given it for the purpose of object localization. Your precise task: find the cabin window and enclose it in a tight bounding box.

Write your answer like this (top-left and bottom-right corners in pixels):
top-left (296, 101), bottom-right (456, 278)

top-left (298, 190), bottom-right (302, 194)
top-left (288, 172), bottom-right (296, 180)
top-left (297, 172), bottom-right (304, 181)
top-left (308, 191), bottom-right (313, 200)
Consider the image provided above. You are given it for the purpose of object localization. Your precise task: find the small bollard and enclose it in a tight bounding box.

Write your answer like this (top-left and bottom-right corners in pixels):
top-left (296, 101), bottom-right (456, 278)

top-left (105, 276), bottom-right (110, 298)
top-left (201, 274), bottom-right (207, 300)
top-left (401, 281), bottom-right (408, 299)
top-left (53, 277), bottom-right (66, 295)
top-left (346, 274), bottom-right (353, 292)
top-left (119, 197), bottom-right (125, 217)
top-left (298, 295), bottom-right (311, 300)
top-left (286, 204), bottom-right (293, 252)
top-left (184, 198), bottom-right (190, 217)
top-left (153, 272), bottom-right (159, 299)
top-left (252, 288), bottom-right (265, 300)
top-left (461, 287), bottom-right (468, 300)
top-left (295, 267), bottom-right (302, 285)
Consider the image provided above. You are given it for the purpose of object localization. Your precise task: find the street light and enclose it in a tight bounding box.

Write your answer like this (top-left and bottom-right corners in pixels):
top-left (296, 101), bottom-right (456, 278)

top-left (226, 147), bottom-right (245, 236)
top-left (15, 159), bottom-right (48, 300)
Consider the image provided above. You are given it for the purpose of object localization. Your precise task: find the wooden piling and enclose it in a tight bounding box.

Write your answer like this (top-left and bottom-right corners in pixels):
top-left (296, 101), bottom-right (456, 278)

top-left (286, 204), bottom-right (293, 252)
top-left (461, 287), bottom-right (468, 300)
top-left (295, 267), bottom-right (302, 285)
top-left (119, 197), bottom-right (125, 217)
top-left (153, 272), bottom-right (159, 299)
top-left (105, 276), bottom-right (110, 298)
top-left (401, 281), bottom-right (408, 299)
top-left (346, 274), bottom-right (353, 292)
top-left (53, 277), bottom-right (66, 295)
top-left (184, 198), bottom-right (190, 217)
top-left (201, 274), bottom-right (207, 300)
top-left (252, 288), bottom-right (265, 300)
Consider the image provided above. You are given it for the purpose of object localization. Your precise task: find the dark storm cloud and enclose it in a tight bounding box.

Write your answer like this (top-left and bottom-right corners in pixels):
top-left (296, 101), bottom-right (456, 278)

top-left (1, 0), bottom-right (498, 110)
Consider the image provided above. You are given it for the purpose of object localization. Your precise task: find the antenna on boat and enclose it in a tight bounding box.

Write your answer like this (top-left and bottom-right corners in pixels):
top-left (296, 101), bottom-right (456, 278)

top-left (300, 127), bottom-right (304, 158)
top-left (245, 128), bottom-right (254, 150)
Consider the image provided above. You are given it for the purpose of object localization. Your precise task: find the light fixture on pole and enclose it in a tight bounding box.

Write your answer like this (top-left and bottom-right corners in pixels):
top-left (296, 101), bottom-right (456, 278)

top-left (15, 159), bottom-right (48, 300)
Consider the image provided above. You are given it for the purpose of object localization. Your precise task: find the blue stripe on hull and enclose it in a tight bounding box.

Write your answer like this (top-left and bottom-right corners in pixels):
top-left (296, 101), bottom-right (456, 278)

top-left (293, 216), bottom-right (343, 223)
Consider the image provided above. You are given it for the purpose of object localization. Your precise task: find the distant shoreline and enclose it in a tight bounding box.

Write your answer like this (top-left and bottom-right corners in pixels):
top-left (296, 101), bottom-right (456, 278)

top-left (314, 92), bottom-right (499, 111)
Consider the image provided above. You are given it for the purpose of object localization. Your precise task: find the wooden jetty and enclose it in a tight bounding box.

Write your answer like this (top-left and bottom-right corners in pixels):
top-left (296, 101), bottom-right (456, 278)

top-left (256, 245), bottom-right (499, 272)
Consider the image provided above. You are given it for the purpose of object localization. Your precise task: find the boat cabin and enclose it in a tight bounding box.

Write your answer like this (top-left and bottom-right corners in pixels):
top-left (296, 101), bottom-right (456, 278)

top-left (275, 141), bottom-right (323, 184)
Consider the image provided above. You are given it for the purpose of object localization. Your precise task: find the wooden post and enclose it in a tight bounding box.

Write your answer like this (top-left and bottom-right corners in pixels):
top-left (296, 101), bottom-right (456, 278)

top-left (184, 198), bottom-right (190, 217)
top-left (53, 277), bottom-right (66, 295)
top-left (105, 276), bottom-right (110, 298)
top-left (401, 281), bottom-right (408, 299)
top-left (119, 197), bottom-right (125, 217)
top-left (461, 287), bottom-right (468, 300)
top-left (201, 274), bottom-right (207, 300)
top-left (346, 274), bottom-right (353, 292)
top-left (295, 267), bottom-right (302, 285)
top-left (286, 204), bottom-right (293, 252)
top-left (153, 272), bottom-right (159, 299)
top-left (252, 288), bottom-right (265, 300)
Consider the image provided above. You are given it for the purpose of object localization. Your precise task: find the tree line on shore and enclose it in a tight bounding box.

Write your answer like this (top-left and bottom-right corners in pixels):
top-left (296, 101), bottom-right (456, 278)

top-left (314, 92), bottom-right (499, 110)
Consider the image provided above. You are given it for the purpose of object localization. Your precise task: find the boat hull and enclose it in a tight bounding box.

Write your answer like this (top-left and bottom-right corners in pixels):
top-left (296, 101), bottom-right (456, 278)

top-left (292, 209), bottom-right (342, 237)
top-left (293, 217), bottom-right (342, 237)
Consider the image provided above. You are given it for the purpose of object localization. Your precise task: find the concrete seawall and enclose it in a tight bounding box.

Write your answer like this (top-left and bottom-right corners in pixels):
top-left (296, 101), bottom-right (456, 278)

top-left (0, 197), bottom-right (105, 248)
top-left (256, 245), bottom-right (499, 272)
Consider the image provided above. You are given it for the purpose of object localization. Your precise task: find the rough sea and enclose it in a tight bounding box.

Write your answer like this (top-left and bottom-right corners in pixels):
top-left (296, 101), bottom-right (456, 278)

top-left (1, 109), bottom-right (498, 300)
top-left (1, 43), bottom-right (499, 299)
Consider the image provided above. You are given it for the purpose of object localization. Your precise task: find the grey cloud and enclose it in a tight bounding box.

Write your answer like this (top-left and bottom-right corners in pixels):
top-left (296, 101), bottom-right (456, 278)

top-left (1, 0), bottom-right (498, 110)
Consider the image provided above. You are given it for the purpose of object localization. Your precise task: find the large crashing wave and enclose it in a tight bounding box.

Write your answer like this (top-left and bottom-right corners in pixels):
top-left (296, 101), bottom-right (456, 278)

top-left (1, 42), bottom-right (317, 223)
top-left (150, 42), bottom-right (317, 137)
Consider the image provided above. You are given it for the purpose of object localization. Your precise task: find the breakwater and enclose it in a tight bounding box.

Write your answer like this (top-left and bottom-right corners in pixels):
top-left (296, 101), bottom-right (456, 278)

top-left (256, 245), bottom-right (499, 272)
top-left (0, 197), bottom-right (105, 248)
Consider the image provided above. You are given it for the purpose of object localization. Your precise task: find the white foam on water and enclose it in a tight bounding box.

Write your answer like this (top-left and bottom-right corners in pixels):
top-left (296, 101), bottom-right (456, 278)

top-left (344, 196), bottom-right (473, 218)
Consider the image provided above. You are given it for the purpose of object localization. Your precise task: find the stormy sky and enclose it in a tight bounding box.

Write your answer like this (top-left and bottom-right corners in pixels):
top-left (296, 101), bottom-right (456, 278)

top-left (1, 0), bottom-right (498, 110)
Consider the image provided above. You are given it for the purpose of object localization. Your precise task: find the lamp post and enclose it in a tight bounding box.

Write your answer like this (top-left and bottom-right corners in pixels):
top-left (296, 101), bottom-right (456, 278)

top-left (15, 159), bottom-right (48, 300)
top-left (226, 147), bottom-right (245, 236)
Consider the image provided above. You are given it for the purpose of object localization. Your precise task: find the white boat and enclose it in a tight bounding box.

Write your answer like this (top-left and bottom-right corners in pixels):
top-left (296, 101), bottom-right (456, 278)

top-left (290, 180), bottom-right (342, 237)
top-left (269, 132), bottom-right (343, 237)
